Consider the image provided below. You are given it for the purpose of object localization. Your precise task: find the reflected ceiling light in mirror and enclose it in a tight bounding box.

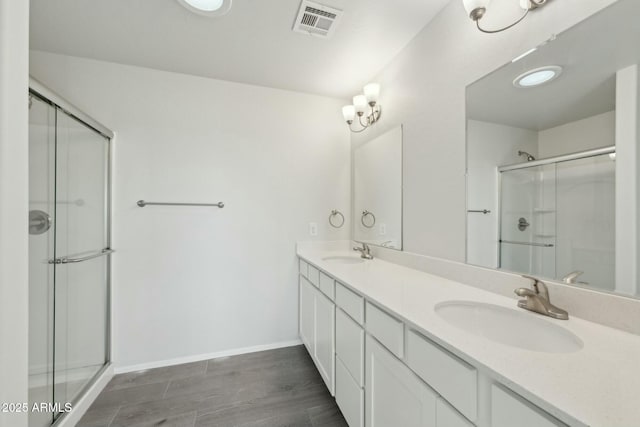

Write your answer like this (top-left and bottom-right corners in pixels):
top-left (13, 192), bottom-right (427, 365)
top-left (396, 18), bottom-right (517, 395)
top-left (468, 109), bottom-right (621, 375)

top-left (342, 83), bottom-right (382, 133)
top-left (176, 0), bottom-right (232, 16)
top-left (463, 0), bottom-right (549, 34)
top-left (513, 66), bottom-right (563, 88)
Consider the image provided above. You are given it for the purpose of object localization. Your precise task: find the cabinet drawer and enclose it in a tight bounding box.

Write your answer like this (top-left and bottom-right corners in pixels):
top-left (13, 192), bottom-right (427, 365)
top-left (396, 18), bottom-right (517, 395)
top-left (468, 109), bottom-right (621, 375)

top-left (336, 357), bottom-right (364, 427)
top-left (335, 282), bottom-right (364, 324)
top-left (437, 398), bottom-right (473, 427)
top-left (319, 271), bottom-right (335, 300)
top-left (308, 264), bottom-right (320, 287)
top-left (406, 330), bottom-right (477, 422)
top-left (492, 384), bottom-right (566, 427)
top-left (366, 302), bottom-right (404, 358)
top-left (299, 258), bottom-right (308, 278)
top-left (336, 308), bottom-right (364, 386)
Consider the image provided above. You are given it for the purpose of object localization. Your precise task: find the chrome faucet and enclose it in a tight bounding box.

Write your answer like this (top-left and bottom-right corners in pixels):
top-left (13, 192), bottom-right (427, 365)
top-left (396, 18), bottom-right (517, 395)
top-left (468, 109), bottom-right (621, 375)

top-left (515, 275), bottom-right (569, 320)
top-left (353, 242), bottom-right (373, 260)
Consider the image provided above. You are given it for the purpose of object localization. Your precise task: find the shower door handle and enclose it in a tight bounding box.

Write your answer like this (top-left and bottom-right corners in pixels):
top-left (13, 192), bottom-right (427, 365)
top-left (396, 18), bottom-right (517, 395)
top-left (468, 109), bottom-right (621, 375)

top-left (49, 248), bottom-right (114, 264)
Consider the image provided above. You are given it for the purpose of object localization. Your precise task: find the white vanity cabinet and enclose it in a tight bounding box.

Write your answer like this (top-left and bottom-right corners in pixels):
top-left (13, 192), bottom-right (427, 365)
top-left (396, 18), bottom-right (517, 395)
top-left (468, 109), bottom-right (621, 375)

top-left (298, 256), bottom-right (571, 427)
top-left (299, 273), bottom-right (335, 395)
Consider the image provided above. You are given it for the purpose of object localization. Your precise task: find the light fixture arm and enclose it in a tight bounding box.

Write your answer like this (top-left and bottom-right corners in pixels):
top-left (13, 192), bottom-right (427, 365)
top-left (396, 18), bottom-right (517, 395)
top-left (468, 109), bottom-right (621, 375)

top-left (348, 104), bottom-right (382, 133)
top-left (476, 7), bottom-right (529, 34)
top-left (348, 122), bottom-right (369, 133)
top-left (471, 0), bottom-right (548, 34)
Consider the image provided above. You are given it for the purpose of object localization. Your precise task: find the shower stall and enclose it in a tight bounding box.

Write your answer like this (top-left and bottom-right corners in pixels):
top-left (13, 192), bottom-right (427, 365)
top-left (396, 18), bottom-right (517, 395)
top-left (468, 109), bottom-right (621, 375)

top-left (28, 79), bottom-right (112, 427)
top-left (498, 147), bottom-right (616, 291)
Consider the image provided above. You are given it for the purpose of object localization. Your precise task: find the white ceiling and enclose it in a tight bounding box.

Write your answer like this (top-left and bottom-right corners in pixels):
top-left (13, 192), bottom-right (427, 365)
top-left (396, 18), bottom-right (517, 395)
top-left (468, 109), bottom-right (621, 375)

top-left (467, 0), bottom-right (640, 131)
top-left (29, 0), bottom-right (450, 99)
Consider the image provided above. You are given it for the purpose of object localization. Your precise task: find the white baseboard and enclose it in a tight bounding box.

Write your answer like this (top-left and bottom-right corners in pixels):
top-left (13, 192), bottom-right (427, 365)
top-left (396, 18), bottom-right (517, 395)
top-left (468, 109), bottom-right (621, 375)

top-left (53, 363), bottom-right (113, 427)
top-left (113, 339), bottom-right (303, 374)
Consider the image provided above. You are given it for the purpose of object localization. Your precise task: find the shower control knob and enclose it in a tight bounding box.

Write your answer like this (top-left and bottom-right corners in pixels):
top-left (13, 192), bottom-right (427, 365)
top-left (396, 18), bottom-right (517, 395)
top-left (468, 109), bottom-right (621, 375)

top-left (29, 210), bottom-right (52, 235)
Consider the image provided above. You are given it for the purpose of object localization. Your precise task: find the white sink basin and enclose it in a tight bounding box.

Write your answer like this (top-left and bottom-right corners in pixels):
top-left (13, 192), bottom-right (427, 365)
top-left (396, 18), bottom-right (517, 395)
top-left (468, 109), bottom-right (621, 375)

top-left (435, 301), bottom-right (583, 354)
top-left (322, 256), bottom-right (365, 265)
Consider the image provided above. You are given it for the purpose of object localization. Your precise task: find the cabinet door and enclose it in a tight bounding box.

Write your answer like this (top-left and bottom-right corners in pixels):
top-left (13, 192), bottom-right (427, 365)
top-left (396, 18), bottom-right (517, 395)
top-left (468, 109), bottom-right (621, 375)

top-left (366, 335), bottom-right (437, 427)
top-left (315, 292), bottom-right (335, 394)
top-left (299, 277), bottom-right (315, 354)
top-left (336, 308), bottom-right (364, 386)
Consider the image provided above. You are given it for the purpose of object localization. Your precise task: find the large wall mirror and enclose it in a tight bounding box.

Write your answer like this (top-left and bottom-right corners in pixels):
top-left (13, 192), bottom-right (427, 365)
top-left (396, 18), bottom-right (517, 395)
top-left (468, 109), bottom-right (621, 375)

top-left (354, 125), bottom-right (403, 250)
top-left (466, 0), bottom-right (639, 298)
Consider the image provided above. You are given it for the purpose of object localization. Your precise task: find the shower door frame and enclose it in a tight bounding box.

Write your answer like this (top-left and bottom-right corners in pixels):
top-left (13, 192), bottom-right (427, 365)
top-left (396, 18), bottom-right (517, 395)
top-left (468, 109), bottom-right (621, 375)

top-left (29, 77), bottom-right (113, 426)
top-left (497, 145), bottom-right (616, 273)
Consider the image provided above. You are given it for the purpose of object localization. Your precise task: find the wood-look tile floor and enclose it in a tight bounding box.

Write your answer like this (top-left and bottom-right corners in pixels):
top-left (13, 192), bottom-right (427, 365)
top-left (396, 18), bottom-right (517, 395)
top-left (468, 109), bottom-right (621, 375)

top-left (78, 345), bottom-right (348, 427)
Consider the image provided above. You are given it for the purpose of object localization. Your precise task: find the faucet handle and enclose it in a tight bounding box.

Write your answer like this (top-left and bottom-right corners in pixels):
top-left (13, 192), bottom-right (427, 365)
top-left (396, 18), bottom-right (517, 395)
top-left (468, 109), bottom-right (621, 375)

top-left (521, 275), bottom-right (549, 300)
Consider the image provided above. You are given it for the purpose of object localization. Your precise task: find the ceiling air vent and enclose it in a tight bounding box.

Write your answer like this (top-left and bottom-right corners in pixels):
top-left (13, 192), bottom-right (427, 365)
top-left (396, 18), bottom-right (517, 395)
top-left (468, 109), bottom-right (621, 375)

top-left (293, 0), bottom-right (343, 38)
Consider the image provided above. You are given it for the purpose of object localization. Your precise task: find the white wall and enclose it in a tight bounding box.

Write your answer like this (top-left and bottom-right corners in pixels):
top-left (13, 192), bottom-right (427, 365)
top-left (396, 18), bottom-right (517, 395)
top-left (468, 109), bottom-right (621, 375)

top-left (351, 0), bottom-right (618, 262)
top-left (30, 51), bottom-right (351, 369)
top-left (466, 120), bottom-right (538, 268)
top-left (0, 0), bottom-right (29, 426)
top-left (538, 111), bottom-right (615, 158)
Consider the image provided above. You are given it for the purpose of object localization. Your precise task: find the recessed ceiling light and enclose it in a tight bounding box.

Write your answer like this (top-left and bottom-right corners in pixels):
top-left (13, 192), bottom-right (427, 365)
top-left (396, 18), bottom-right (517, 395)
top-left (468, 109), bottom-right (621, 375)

top-left (176, 0), bottom-right (232, 16)
top-left (513, 66), bottom-right (563, 88)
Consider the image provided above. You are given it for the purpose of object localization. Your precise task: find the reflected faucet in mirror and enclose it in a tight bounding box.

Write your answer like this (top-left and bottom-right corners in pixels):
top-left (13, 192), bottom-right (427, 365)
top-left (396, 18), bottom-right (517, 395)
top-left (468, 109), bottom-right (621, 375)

top-left (563, 271), bottom-right (587, 285)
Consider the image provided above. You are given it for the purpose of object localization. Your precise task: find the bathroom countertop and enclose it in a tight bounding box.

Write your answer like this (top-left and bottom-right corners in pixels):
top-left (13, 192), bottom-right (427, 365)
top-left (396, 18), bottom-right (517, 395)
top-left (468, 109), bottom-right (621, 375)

top-left (297, 246), bottom-right (640, 427)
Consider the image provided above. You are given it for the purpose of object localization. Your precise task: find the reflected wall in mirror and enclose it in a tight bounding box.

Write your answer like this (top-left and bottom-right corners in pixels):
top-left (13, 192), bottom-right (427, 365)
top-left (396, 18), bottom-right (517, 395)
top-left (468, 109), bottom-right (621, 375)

top-left (354, 125), bottom-right (402, 250)
top-left (466, 0), bottom-right (639, 298)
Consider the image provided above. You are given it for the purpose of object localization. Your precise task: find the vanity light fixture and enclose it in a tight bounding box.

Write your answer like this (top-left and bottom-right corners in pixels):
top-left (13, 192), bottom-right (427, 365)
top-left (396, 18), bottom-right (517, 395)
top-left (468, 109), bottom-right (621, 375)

top-left (342, 83), bottom-right (382, 133)
top-left (463, 0), bottom-right (549, 34)
top-left (176, 0), bottom-right (232, 16)
top-left (513, 66), bottom-right (562, 88)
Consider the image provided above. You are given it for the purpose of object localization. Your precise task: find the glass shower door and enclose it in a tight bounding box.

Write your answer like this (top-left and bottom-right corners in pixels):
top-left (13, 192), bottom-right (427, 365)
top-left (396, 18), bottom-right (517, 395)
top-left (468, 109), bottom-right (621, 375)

top-left (555, 154), bottom-right (615, 290)
top-left (499, 164), bottom-right (557, 278)
top-left (29, 87), bottom-right (111, 425)
top-left (28, 94), bottom-right (56, 427)
top-left (52, 110), bottom-right (110, 414)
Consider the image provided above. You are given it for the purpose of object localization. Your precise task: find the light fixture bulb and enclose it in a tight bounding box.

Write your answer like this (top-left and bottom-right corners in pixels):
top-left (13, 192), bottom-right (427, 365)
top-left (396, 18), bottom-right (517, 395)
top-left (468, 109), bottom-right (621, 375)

top-left (513, 66), bottom-right (563, 88)
top-left (353, 95), bottom-right (368, 114)
top-left (463, 0), bottom-right (491, 20)
top-left (363, 83), bottom-right (380, 105)
top-left (342, 105), bottom-right (356, 123)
